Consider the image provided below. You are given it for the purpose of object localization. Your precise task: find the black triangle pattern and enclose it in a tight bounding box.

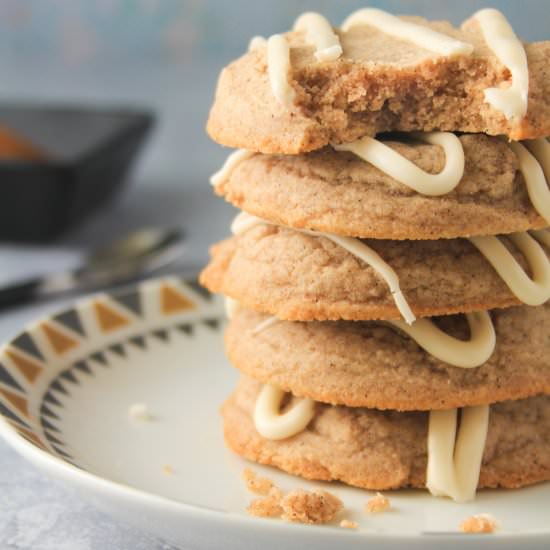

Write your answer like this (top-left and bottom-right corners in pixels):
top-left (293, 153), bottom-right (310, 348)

top-left (63, 459), bottom-right (82, 470)
top-left (0, 400), bottom-right (30, 429)
top-left (41, 417), bottom-right (61, 433)
top-left (183, 279), bottom-right (213, 302)
top-left (73, 360), bottom-right (92, 375)
top-left (129, 336), bottom-right (146, 349)
top-left (51, 444), bottom-right (73, 460)
top-left (44, 391), bottom-right (63, 407)
top-left (109, 344), bottom-right (126, 357)
top-left (112, 291), bottom-right (142, 317)
top-left (11, 332), bottom-right (43, 360)
top-left (90, 351), bottom-right (108, 366)
top-left (53, 309), bottom-right (86, 337)
top-left (0, 362), bottom-right (23, 391)
top-left (40, 378), bottom-right (73, 460)
top-left (40, 403), bottom-right (60, 420)
top-left (202, 318), bottom-right (221, 331)
top-left (45, 432), bottom-right (65, 447)
top-left (26, 317), bottom-right (219, 470)
top-left (61, 370), bottom-right (79, 385)
top-left (50, 380), bottom-right (69, 396)
top-left (152, 329), bottom-right (169, 342)
top-left (177, 323), bottom-right (193, 336)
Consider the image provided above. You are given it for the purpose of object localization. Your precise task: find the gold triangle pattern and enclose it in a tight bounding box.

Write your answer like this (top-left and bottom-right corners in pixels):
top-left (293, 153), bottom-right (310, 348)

top-left (0, 387), bottom-right (28, 417)
top-left (5, 349), bottom-right (42, 383)
top-left (161, 284), bottom-right (195, 315)
top-left (41, 322), bottom-right (79, 355)
top-left (7, 420), bottom-right (46, 450)
top-left (93, 301), bottom-right (130, 332)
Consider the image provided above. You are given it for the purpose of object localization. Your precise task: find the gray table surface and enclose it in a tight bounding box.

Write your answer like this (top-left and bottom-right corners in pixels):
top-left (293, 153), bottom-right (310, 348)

top-left (0, 189), bottom-right (236, 550)
top-left (0, 56), bottom-right (235, 549)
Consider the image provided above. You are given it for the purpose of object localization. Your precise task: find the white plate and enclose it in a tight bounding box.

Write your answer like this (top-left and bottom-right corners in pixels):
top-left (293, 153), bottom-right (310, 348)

top-left (0, 277), bottom-right (549, 549)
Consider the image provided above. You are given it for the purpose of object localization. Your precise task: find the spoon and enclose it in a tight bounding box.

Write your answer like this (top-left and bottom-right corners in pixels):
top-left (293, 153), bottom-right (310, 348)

top-left (0, 227), bottom-right (184, 309)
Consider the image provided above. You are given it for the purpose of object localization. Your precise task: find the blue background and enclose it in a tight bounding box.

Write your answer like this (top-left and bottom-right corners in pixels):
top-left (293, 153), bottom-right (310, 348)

top-left (0, 0), bottom-right (546, 191)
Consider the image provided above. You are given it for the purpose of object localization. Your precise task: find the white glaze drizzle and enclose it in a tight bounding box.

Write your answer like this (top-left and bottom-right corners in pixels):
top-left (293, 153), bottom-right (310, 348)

top-left (530, 227), bottom-right (550, 248)
top-left (230, 211), bottom-right (267, 235)
top-left (230, 295), bottom-right (492, 369)
top-left (254, 384), bottom-right (315, 440)
top-left (341, 8), bottom-right (473, 56)
top-left (254, 384), bottom-right (489, 500)
top-left (266, 8), bottom-right (476, 106)
top-left (233, 212), bottom-right (550, 316)
top-left (267, 13), bottom-right (343, 106)
top-left (248, 35), bottom-right (267, 51)
top-left (251, 316), bottom-right (281, 335)
top-left (267, 34), bottom-right (296, 106)
top-left (224, 296), bottom-right (240, 319)
top-left (293, 12), bottom-right (343, 62)
top-left (469, 232), bottom-right (550, 305)
top-left (388, 311), bottom-right (495, 368)
top-left (210, 149), bottom-right (254, 188)
top-left (473, 8), bottom-right (528, 120)
top-left (231, 212), bottom-right (416, 324)
top-left (334, 132), bottom-right (465, 196)
top-left (323, 234), bottom-right (415, 323)
top-left (515, 139), bottom-right (550, 224)
top-left (427, 405), bottom-right (489, 502)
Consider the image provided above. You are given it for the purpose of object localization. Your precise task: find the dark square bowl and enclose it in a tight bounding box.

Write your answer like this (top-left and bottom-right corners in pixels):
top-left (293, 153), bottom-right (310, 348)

top-left (0, 104), bottom-right (154, 243)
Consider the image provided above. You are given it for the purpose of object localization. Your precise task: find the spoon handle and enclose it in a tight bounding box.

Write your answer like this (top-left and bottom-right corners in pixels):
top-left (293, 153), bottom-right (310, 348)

top-left (0, 272), bottom-right (77, 309)
top-left (0, 278), bottom-right (44, 308)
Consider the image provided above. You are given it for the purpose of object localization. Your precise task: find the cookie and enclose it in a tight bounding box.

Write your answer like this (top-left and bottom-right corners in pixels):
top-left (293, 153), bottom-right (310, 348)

top-left (222, 377), bottom-right (550, 491)
top-left (207, 15), bottom-right (550, 153)
top-left (213, 134), bottom-right (548, 240)
top-left (199, 224), bottom-right (546, 321)
top-left (225, 306), bottom-right (550, 411)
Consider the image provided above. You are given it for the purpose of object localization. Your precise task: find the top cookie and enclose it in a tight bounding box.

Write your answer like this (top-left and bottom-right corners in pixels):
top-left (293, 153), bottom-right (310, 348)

top-left (207, 10), bottom-right (550, 153)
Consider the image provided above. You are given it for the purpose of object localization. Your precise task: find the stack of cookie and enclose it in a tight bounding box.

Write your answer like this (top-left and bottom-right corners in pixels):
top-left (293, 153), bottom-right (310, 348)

top-left (201, 8), bottom-right (550, 501)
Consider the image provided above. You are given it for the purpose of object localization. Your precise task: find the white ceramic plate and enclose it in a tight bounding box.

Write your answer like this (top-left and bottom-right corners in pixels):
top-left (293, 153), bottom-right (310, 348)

top-left (0, 277), bottom-right (549, 549)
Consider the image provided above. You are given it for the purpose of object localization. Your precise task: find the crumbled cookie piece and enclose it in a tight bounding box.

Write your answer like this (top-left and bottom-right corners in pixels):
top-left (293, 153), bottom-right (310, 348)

top-left (128, 402), bottom-right (152, 421)
top-left (460, 513), bottom-right (498, 534)
top-left (243, 468), bottom-right (274, 495)
top-left (280, 489), bottom-right (343, 524)
top-left (339, 519), bottom-right (358, 529)
top-left (162, 464), bottom-right (174, 475)
top-left (365, 492), bottom-right (390, 513)
top-left (247, 487), bottom-right (284, 518)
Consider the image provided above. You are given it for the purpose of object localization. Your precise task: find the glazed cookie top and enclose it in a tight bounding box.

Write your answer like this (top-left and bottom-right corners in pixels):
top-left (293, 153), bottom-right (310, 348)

top-left (207, 9), bottom-right (550, 153)
top-left (224, 305), bottom-right (550, 411)
top-left (212, 134), bottom-right (549, 240)
top-left (200, 223), bottom-right (550, 322)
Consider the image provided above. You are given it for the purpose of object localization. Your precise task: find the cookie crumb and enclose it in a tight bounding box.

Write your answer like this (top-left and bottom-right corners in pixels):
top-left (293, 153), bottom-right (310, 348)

top-left (128, 402), bottom-right (152, 421)
top-left (339, 519), bottom-right (358, 529)
top-left (280, 489), bottom-right (343, 524)
top-left (365, 492), bottom-right (390, 513)
top-left (460, 513), bottom-right (498, 534)
top-left (162, 464), bottom-right (174, 475)
top-left (247, 487), bottom-right (284, 518)
top-left (243, 468), bottom-right (274, 495)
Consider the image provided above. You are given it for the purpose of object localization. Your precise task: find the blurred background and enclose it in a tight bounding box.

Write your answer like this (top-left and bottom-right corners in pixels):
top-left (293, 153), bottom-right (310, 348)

top-left (0, 0), bottom-right (548, 284)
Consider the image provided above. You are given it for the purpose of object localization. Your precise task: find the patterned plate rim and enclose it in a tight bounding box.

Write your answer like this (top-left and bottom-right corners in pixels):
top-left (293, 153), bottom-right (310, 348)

top-left (0, 276), bottom-right (548, 543)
